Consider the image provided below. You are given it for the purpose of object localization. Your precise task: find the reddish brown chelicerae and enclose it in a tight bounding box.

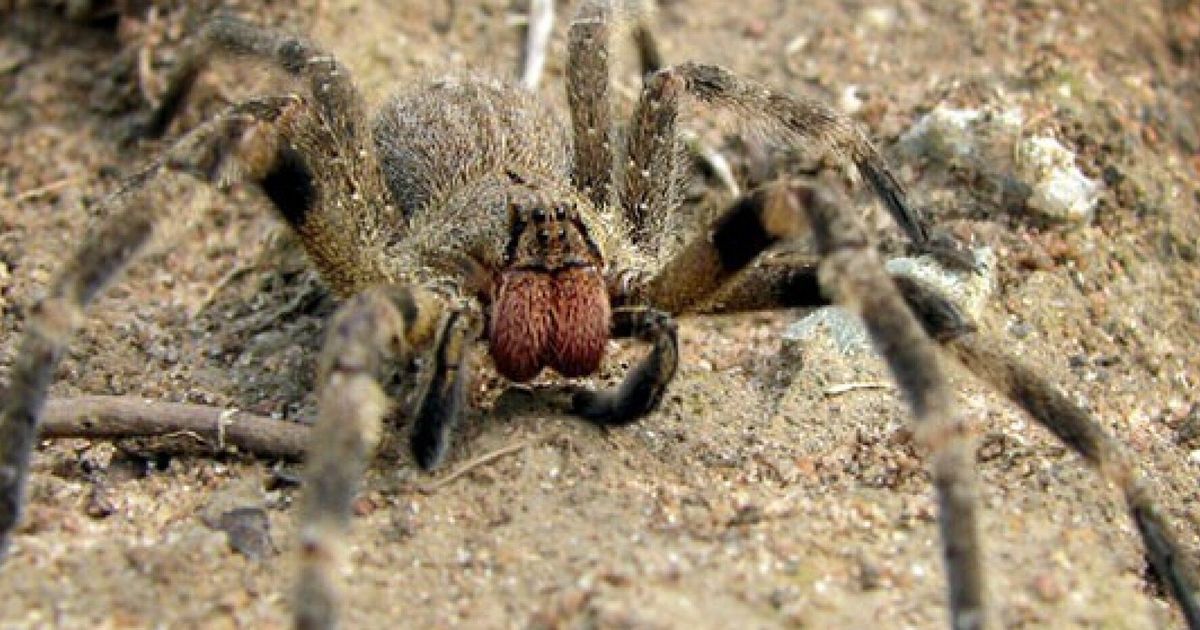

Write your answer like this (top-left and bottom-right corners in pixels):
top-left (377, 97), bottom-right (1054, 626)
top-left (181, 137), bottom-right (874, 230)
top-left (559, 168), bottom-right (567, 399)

top-left (489, 266), bottom-right (610, 382)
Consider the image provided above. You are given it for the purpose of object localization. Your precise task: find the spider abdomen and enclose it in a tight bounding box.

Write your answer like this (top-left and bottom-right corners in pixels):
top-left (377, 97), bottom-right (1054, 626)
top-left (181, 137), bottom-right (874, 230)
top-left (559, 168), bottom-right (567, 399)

top-left (489, 267), bottom-right (610, 382)
top-left (373, 76), bottom-right (570, 217)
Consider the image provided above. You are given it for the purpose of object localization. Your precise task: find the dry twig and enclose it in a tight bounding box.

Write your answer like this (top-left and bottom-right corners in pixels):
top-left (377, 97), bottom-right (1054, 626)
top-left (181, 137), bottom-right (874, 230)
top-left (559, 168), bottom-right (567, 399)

top-left (519, 0), bottom-right (555, 90)
top-left (823, 381), bottom-right (893, 396)
top-left (418, 435), bottom-right (543, 494)
top-left (41, 396), bottom-right (309, 460)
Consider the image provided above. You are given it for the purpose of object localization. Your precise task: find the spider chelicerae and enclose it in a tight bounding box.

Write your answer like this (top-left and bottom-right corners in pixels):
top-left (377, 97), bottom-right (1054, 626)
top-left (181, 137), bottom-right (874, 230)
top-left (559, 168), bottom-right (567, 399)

top-left (1, 2), bottom-right (1197, 629)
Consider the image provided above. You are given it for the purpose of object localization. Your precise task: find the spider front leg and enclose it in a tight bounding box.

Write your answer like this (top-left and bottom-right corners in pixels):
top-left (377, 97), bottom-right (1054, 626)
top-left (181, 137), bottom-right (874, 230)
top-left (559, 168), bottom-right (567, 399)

top-left (408, 308), bottom-right (479, 470)
top-left (0, 95), bottom-right (303, 558)
top-left (142, 13), bottom-right (366, 145)
top-left (619, 62), bottom-right (976, 267)
top-left (942, 329), bottom-right (1200, 628)
top-left (570, 306), bottom-right (679, 426)
top-left (567, 0), bottom-right (616, 210)
top-left (797, 181), bottom-right (1200, 629)
top-left (294, 286), bottom-right (474, 629)
top-left (797, 182), bottom-right (985, 629)
top-left (617, 184), bottom-right (815, 314)
top-left (615, 181), bottom-right (986, 629)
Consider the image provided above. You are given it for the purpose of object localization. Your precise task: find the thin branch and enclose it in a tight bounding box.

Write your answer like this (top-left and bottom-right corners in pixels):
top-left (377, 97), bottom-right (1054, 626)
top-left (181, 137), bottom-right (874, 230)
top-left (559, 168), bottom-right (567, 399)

top-left (823, 381), bottom-right (893, 397)
top-left (417, 435), bottom-right (542, 494)
top-left (40, 396), bottom-right (309, 460)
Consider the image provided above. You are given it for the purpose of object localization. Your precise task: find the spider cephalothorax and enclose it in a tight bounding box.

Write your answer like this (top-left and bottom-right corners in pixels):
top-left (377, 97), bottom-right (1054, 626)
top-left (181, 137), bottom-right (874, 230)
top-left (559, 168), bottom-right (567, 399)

top-left (489, 173), bottom-right (611, 382)
top-left (1, 4), bottom-right (1197, 630)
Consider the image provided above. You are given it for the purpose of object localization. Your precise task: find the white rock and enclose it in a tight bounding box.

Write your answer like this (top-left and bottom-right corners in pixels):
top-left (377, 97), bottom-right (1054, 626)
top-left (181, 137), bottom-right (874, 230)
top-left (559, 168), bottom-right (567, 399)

top-left (899, 106), bottom-right (983, 162)
top-left (784, 247), bottom-right (996, 356)
top-left (1015, 135), bottom-right (1101, 224)
top-left (885, 246), bottom-right (997, 320)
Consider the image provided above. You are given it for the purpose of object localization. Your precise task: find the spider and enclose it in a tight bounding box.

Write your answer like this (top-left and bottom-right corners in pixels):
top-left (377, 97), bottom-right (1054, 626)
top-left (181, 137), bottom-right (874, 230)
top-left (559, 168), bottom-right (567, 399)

top-left (1, 2), bottom-right (1197, 629)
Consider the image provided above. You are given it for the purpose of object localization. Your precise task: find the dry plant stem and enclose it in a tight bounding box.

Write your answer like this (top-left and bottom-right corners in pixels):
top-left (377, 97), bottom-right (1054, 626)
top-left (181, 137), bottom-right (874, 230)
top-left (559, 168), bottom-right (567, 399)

top-left (418, 436), bottom-right (539, 495)
top-left (823, 381), bottom-right (892, 396)
top-left (40, 396), bottom-right (309, 460)
top-left (519, 0), bottom-right (554, 90)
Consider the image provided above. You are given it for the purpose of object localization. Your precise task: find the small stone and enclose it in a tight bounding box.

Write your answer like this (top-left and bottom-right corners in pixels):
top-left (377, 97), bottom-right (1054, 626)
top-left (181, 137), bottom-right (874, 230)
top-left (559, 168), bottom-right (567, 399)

top-left (600, 569), bottom-right (632, 587)
top-left (557, 587), bottom-right (592, 616)
top-left (886, 247), bottom-right (997, 320)
top-left (858, 559), bottom-right (884, 591)
top-left (784, 247), bottom-right (996, 356)
top-left (1008, 321), bottom-right (1033, 339)
top-left (1015, 135), bottom-right (1102, 225)
top-left (1176, 405), bottom-right (1200, 449)
top-left (215, 507), bottom-right (274, 561)
top-left (742, 19), bottom-right (767, 39)
top-left (899, 106), bottom-right (984, 163)
top-left (353, 495), bottom-right (379, 516)
top-left (86, 484), bottom-right (116, 519)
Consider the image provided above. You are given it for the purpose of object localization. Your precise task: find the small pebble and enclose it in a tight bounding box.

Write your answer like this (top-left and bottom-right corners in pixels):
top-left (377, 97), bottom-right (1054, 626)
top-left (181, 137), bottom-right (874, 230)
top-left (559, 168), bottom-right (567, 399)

top-left (215, 507), bottom-right (274, 561)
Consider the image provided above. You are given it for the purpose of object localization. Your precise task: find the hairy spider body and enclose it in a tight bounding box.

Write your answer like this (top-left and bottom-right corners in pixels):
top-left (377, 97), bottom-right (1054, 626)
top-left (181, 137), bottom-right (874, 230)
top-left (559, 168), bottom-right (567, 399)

top-left (1, 3), bottom-right (1198, 630)
top-left (284, 74), bottom-right (620, 383)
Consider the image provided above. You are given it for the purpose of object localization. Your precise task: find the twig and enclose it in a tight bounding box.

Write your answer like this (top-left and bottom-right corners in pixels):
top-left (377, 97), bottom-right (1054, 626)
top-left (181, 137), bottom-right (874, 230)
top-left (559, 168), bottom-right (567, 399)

top-left (40, 396), bottom-right (309, 460)
top-left (418, 436), bottom-right (541, 494)
top-left (823, 382), bottom-right (893, 397)
top-left (519, 0), bottom-right (554, 90)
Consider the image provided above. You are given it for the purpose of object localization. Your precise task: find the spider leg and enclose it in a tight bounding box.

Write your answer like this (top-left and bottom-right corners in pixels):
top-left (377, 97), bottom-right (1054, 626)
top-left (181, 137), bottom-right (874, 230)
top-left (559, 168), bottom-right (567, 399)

top-left (567, 1), bottom-right (616, 210)
top-left (942, 334), bottom-right (1200, 628)
top-left (142, 14), bottom-right (366, 146)
top-left (619, 61), bottom-right (975, 267)
top-left (797, 181), bottom-right (1200, 627)
top-left (408, 308), bottom-right (479, 470)
top-left (0, 198), bottom-right (154, 560)
top-left (796, 181), bottom-right (986, 630)
top-left (294, 285), bottom-right (460, 629)
top-left (631, 180), bottom-right (1199, 625)
top-left (0, 96), bottom-right (300, 559)
top-left (613, 184), bottom-right (811, 314)
top-left (569, 1), bottom-right (705, 230)
top-left (619, 63), bottom-right (685, 243)
top-left (570, 306), bottom-right (678, 426)
top-left (631, 14), bottom-right (664, 76)
top-left (136, 17), bottom-right (401, 296)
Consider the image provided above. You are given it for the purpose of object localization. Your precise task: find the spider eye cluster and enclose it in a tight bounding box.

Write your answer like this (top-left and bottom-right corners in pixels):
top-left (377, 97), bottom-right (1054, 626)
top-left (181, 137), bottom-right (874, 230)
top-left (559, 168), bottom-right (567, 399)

top-left (521, 201), bottom-right (573, 225)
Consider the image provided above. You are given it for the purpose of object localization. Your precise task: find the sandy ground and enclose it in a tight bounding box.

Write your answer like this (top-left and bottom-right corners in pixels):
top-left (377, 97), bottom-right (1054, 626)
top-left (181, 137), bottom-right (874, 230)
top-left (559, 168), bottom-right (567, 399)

top-left (1, 0), bottom-right (1199, 628)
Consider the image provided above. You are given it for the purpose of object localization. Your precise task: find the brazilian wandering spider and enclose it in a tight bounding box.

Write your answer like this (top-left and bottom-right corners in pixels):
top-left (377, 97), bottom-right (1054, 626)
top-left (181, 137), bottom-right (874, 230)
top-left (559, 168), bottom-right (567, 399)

top-left (1, 2), bottom-right (1198, 629)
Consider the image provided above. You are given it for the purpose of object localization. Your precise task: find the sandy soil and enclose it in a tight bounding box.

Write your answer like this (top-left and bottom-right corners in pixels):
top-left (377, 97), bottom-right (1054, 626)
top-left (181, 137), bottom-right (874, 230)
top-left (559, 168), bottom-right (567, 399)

top-left (1, 0), bottom-right (1199, 628)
